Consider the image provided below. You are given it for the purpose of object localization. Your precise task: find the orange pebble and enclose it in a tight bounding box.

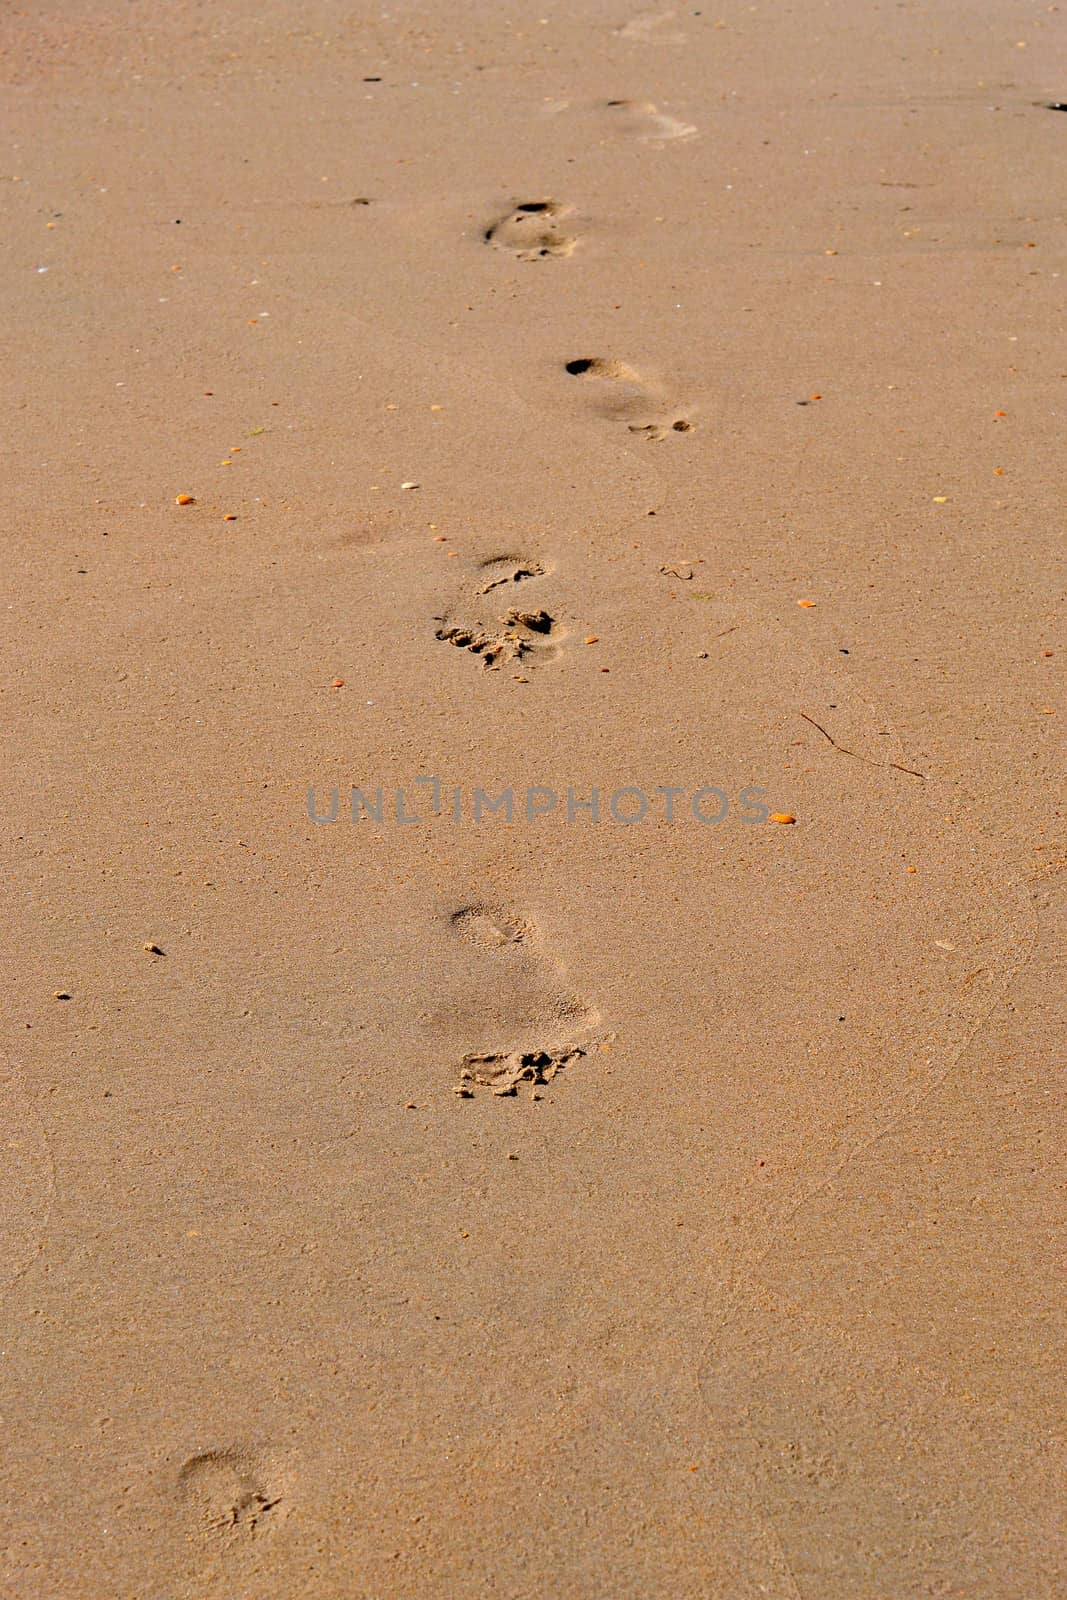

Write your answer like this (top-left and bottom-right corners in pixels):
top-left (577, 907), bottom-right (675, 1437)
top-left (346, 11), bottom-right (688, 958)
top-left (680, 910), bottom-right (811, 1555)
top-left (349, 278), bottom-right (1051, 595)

top-left (797, 599), bottom-right (816, 608)
top-left (223, 514), bottom-right (237, 522)
top-left (584, 636), bottom-right (599, 644)
top-left (770, 813), bottom-right (796, 824)
top-left (175, 494), bottom-right (195, 505)
top-left (331, 678), bottom-right (345, 688)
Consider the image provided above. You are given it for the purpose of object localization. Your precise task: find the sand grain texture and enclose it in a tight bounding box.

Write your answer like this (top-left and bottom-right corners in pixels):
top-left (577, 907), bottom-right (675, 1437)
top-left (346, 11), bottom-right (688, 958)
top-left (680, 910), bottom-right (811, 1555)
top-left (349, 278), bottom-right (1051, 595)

top-left (0, 0), bottom-right (1063, 1595)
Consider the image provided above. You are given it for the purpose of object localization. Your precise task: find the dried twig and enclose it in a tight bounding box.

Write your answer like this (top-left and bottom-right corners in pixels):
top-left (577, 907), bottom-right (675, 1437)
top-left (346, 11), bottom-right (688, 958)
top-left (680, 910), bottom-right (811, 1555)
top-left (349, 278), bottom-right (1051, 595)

top-left (800, 711), bottom-right (925, 779)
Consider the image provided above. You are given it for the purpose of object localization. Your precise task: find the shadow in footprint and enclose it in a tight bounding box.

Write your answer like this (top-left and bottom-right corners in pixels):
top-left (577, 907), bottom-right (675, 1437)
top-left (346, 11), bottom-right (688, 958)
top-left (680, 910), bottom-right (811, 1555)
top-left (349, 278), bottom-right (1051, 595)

top-left (435, 555), bottom-right (561, 672)
top-left (485, 200), bottom-right (576, 259)
top-left (564, 357), bottom-right (693, 440)
top-left (446, 903), bottom-right (599, 1098)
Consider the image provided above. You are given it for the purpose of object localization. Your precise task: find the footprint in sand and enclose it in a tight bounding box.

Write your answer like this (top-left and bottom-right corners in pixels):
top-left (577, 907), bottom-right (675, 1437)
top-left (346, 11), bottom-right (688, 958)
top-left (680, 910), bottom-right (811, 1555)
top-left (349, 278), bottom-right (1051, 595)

top-left (605, 97), bottom-right (697, 143)
top-left (563, 357), bottom-right (694, 441)
top-left (434, 555), bottom-right (561, 672)
top-left (615, 9), bottom-right (685, 43)
top-left (447, 904), bottom-right (599, 1098)
top-left (537, 96), bottom-right (697, 143)
top-left (177, 1445), bottom-right (292, 1541)
top-left (484, 200), bottom-right (576, 260)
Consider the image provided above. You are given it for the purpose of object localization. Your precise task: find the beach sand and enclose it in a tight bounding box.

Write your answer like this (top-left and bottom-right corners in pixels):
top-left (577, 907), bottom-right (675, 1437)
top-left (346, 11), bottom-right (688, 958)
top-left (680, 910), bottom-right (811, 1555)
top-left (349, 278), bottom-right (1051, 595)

top-left (1, 1), bottom-right (1063, 1594)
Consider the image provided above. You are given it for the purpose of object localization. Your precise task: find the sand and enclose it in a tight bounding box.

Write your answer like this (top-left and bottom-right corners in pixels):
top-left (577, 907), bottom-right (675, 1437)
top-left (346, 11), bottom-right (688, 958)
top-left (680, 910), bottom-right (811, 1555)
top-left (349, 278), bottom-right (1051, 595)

top-left (1, 0), bottom-right (1063, 1595)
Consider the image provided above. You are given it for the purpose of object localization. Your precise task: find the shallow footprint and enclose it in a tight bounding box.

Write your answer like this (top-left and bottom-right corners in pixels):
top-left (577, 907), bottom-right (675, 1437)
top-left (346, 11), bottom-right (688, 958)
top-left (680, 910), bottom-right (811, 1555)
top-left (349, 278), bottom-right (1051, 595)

top-left (450, 904), bottom-right (534, 951)
top-left (616, 9), bottom-right (684, 43)
top-left (446, 903), bottom-right (599, 1098)
top-left (434, 555), bottom-right (560, 672)
top-left (605, 97), bottom-right (697, 143)
top-left (177, 1445), bottom-right (292, 1542)
top-left (563, 357), bottom-right (694, 440)
top-left (485, 200), bottom-right (576, 260)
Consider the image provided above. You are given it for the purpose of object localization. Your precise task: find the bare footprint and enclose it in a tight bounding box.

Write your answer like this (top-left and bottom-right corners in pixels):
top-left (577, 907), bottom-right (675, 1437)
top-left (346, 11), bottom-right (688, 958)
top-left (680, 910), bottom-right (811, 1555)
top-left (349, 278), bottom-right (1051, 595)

top-left (454, 1045), bottom-right (585, 1098)
top-left (485, 200), bottom-right (576, 260)
top-left (616, 9), bottom-right (684, 43)
top-left (450, 905), bottom-right (534, 951)
top-left (563, 357), bottom-right (694, 440)
top-left (605, 97), bottom-right (698, 143)
top-left (446, 903), bottom-right (599, 1098)
top-left (434, 555), bottom-right (561, 672)
top-left (177, 1445), bottom-right (292, 1542)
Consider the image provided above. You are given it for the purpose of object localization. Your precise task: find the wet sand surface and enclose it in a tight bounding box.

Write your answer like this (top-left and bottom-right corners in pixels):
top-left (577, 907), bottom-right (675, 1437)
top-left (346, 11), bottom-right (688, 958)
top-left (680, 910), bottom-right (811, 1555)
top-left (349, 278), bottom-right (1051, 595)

top-left (1, 2), bottom-right (1064, 1595)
